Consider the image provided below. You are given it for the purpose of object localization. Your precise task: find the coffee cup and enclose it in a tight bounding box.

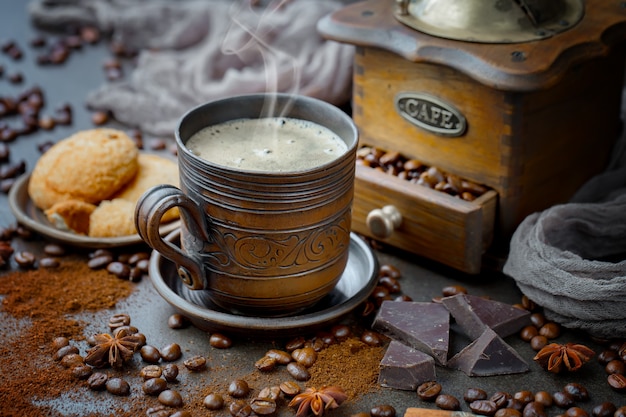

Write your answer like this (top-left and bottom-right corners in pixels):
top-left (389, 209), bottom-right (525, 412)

top-left (135, 93), bottom-right (358, 316)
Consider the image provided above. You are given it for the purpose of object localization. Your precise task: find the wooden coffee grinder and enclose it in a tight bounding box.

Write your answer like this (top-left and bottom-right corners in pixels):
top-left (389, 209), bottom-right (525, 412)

top-left (319, 0), bottom-right (626, 273)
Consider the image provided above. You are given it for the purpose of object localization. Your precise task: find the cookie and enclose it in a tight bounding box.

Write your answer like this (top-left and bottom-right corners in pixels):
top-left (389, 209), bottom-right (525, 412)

top-left (28, 128), bottom-right (139, 210)
top-left (113, 153), bottom-right (180, 223)
top-left (88, 199), bottom-right (137, 238)
top-left (45, 200), bottom-right (97, 235)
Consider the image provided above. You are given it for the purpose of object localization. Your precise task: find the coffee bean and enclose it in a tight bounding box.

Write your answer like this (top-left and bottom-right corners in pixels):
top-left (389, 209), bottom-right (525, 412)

top-left (140, 365), bottom-right (162, 380)
top-left (496, 409), bottom-right (523, 417)
top-left (292, 347), bottom-right (317, 368)
top-left (203, 393), bottom-right (224, 410)
top-left (470, 400), bottom-right (498, 416)
top-left (108, 313), bottom-right (131, 330)
top-left (285, 336), bottom-right (306, 351)
top-left (330, 324), bottom-right (351, 341)
top-left (229, 400), bottom-right (253, 417)
top-left (61, 353), bottom-right (84, 368)
top-left (530, 335), bottom-right (548, 351)
top-left (208, 332), bottom-right (232, 349)
top-left (538, 322), bottom-right (560, 339)
top-left (379, 264), bottom-right (401, 279)
top-left (14, 251), bottom-right (35, 268)
top-left (565, 407), bottom-right (589, 417)
top-left (39, 257), bottom-right (60, 268)
top-left (183, 355), bottom-right (207, 372)
top-left (266, 349), bottom-right (292, 365)
top-left (605, 359), bottom-right (625, 375)
top-left (563, 383), bottom-right (589, 402)
top-left (617, 406), bottom-right (626, 417)
top-left (87, 254), bottom-right (114, 270)
top-left (286, 362), bottom-right (310, 381)
top-left (513, 391), bottom-right (535, 405)
top-left (607, 373), bottom-right (626, 392)
top-left (592, 402), bottom-right (617, 417)
top-left (146, 406), bottom-right (170, 417)
top-left (506, 399), bottom-right (525, 411)
top-left (143, 377), bottom-right (168, 396)
top-left (361, 330), bottom-right (383, 346)
top-left (279, 381), bottom-right (301, 396)
top-left (54, 345), bottom-right (79, 361)
top-left (140, 345), bottom-right (162, 363)
top-left (379, 275), bottom-right (401, 293)
top-left (519, 326), bottom-right (538, 342)
top-left (464, 387), bottom-right (488, 402)
top-left (523, 402), bottom-right (547, 417)
top-left (51, 336), bottom-right (69, 351)
top-left (491, 392), bottom-right (512, 409)
top-left (170, 411), bottom-right (191, 417)
top-left (436, 394), bottom-right (460, 411)
top-left (529, 313), bottom-right (546, 328)
top-left (158, 389), bottom-right (183, 407)
top-left (167, 313), bottom-right (188, 329)
top-left (106, 261), bottom-right (130, 279)
top-left (532, 388), bottom-right (551, 407)
top-left (162, 363), bottom-right (179, 382)
top-left (371, 404), bottom-right (397, 417)
top-left (442, 285), bottom-right (468, 297)
top-left (597, 349), bottom-right (620, 365)
top-left (106, 377), bottom-right (130, 396)
top-left (417, 381), bottom-right (442, 401)
top-left (228, 379), bottom-right (250, 398)
top-left (255, 356), bottom-right (277, 372)
top-left (553, 391), bottom-right (575, 409)
top-left (160, 343), bottom-right (182, 361)
top-left (71, 364), bottom-right (93, 380)
top-left (87, 372), bottom-right (108, 391)
top-left (250, 398), bottom-right (277, 415)
top-left (91, 110), bottom-right (109, 125)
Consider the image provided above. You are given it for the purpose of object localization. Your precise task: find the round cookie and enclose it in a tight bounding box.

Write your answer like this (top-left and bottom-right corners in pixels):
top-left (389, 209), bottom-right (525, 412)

top-left (113, 153), bottom-right (180, 223)
top-left (45, 200), bottom-right (97, 235)
top-left (28, 128), bottom-right (139, 210)
top-left (89, 199), bottom-right (137, 238)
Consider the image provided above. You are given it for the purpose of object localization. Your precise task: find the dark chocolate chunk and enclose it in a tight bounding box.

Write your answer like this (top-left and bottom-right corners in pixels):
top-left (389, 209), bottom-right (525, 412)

top-left (379, 340), bottom-right (436, 391)
top-left (441, 294), bottom-right (530, 339)
top-left (446, 328), bottom-right (529, 376)
top-left (373, 300), bottom-right (450, 365)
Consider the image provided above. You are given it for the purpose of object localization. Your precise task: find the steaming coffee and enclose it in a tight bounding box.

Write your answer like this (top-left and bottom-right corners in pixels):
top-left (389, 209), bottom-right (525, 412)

top-left (185, 117), bottom-right (347, 172)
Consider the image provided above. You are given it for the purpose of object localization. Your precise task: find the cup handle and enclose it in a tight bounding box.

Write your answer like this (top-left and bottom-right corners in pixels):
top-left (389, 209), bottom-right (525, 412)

top-left (135, 184), bottom-right (209, 290)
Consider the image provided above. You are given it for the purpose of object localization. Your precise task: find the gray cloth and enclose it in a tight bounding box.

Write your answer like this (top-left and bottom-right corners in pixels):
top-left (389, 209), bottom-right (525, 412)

top-left (29, 0), bottom-right (354, 136)
top-left (504, 89), bottom-right (626, 338)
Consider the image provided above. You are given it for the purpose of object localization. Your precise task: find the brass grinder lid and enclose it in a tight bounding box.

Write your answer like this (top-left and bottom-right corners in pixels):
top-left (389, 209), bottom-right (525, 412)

top-left (394, 0), bottom-right (584, 44)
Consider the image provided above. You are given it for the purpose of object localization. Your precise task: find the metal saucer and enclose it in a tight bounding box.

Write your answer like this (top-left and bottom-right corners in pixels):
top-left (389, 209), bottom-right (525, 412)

top-left (149, 229), bottom-right (379, 338)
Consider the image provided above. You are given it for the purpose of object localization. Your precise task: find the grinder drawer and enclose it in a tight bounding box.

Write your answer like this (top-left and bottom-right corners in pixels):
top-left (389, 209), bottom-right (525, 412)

top-left (352, 164), bottom-right (498, 274)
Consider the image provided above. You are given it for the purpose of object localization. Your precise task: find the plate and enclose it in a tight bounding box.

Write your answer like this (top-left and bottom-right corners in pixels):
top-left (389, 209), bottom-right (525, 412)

top-left (8, 174), bottom-right (179, 248)
top-left (149, 229), bottom-right (379, 337)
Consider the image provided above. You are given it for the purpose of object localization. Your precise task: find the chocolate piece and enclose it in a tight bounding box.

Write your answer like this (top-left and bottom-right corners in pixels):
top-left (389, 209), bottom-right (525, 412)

top-left (372, 300), bottom-right (450, 365)
top-left (441, 294), bottom-right (530, 339)
top-left (447, 328), bottom-right (529, 376)
top-left (379, 340), bottom-right (436, 391)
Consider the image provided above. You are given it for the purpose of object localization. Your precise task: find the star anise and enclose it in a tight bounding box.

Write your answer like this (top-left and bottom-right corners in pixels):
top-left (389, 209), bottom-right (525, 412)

top-left (84, 328), bottom-right (142, 368)
top-left (288, 386), bottom-right (348, 417)
top-left (533, 342), bottom-right (595, 373)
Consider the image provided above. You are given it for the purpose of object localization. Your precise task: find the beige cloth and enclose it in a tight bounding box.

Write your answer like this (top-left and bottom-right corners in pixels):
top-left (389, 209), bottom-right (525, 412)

top-left (29, 0), bottom-right (354, 136)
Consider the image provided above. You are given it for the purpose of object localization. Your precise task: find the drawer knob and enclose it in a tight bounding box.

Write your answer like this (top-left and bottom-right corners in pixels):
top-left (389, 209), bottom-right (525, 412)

top-left (366, 205), bottom-right (402, 239)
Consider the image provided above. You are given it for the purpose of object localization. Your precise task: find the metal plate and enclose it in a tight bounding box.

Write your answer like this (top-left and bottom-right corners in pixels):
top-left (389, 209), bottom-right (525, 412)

top-left (149, 229), bottom-right (379, 337)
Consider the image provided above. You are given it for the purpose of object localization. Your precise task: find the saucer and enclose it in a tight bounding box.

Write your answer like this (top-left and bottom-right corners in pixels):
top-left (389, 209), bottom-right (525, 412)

top-left (149, 229), bottom-right (379, 337)
top-left (8, 174), bottom-right (179, 248)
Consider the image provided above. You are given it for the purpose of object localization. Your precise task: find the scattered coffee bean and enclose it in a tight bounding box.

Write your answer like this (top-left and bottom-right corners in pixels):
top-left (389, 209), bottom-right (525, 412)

top-left (513, 391), bottom-right (534, 405)
top-left (436, 394), bottom-right (461, 411)
top-left (523, 401), bottom-right (547, 417)
top-left (158, 389), bottom-right (183, 407)
top-left (371, 404), bottom-right (396, 417)
top-left (146, 405), bottom-right (170, 417)
top-left (496, 409), bottom-right (522, 417)
top-left (203, 393), bottom-right (224, 410)
top-left (592, 402), bottom-right (617, 417)
top-left (71, 364), bottom-right (93, 380)
top-left (292, 347), bottom-right (317, 368)
top-left (228, 379), bottom-right (250, 398)
top-left (91, 110), bottom-right (109, 125)
top-left (250, 397), bottom-right (277, 415)
top-left (61, 353), bottom-right (84, 368)
top-left (330, 324), bottom-right (352, 341)
top-left (140, 365), bottom-right (162, 380)
top-left (140, 345), bottom-right (162, 363)
top-left (530, 335), bottom-right (548, 351)
top-left (442, 285), bottom-right (468, 297)
top-left (108, 313), bottom-right (131, 330)
top-left (54, 344), bottom-right (79, 361)
top-left (43, 243), bottom-right (65, 257)
top-left (14, 251), bottom-right (35, 268)
top-left (39, 257), bottom-right (60, 268)
top-left (87, 372), bottom-right (108, 391)
top-left (143, 377), bottom-right (168, 396)
top-left (597, 349), bottom-right (620, 365)
top-left (605, 359), bottom-right (625, 375)
top-left (255, 356), bottom-right (277, 372)
top-left (183, 355), bottom-right (207, 372)
top-left (162, 363), bottom-right (179, 382)
top-left (607, 373), bottom-right (626, 392)
top-left (360, 330), bottom-right (383, 346)
top-left (553, 391), bottom-right (575, 409)
top-left (464, 387), bottom-right (488, 403)
top-left (51, 336), bottom-right (69, 351)
top-left (566, 407), bottom-right (590, 417)
top-left (161, 343), bottom-right (182, 362)
top-left (106, 377), bottom-right (130, 396)
top-left (417, 381), bottom-right (442, 401)
top-left (167, 313), bottom-right (188, 329)
top-left (87, 254), bottom-right (114, 270)
top-left (538, 322), bottom-right (560, 339)
top-left (229, 400), bottom-right (253, 417)
top-left (563, 382), bottom-right (589, 402)
top-left (491, 392), bottom-right (512, 409)
top-left (279, 381), bottom-right (301, 396)
top-left (470, 400), bottom-right (498, 416)
top-left (106, 261), bottom-right (130, 279)
top-left (266, 349), bottom-right (292, 365)
top-left (286, 362), bottom-right (310, 381)
top-left (379, 264), bottom-right (401, 279)
top-left (209, 333), bottom-right (232, 349)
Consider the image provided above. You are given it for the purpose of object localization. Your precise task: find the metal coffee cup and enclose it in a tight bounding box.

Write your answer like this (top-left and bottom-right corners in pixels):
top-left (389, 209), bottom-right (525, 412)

top-left (135, 94), bottom-right (358, 316)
